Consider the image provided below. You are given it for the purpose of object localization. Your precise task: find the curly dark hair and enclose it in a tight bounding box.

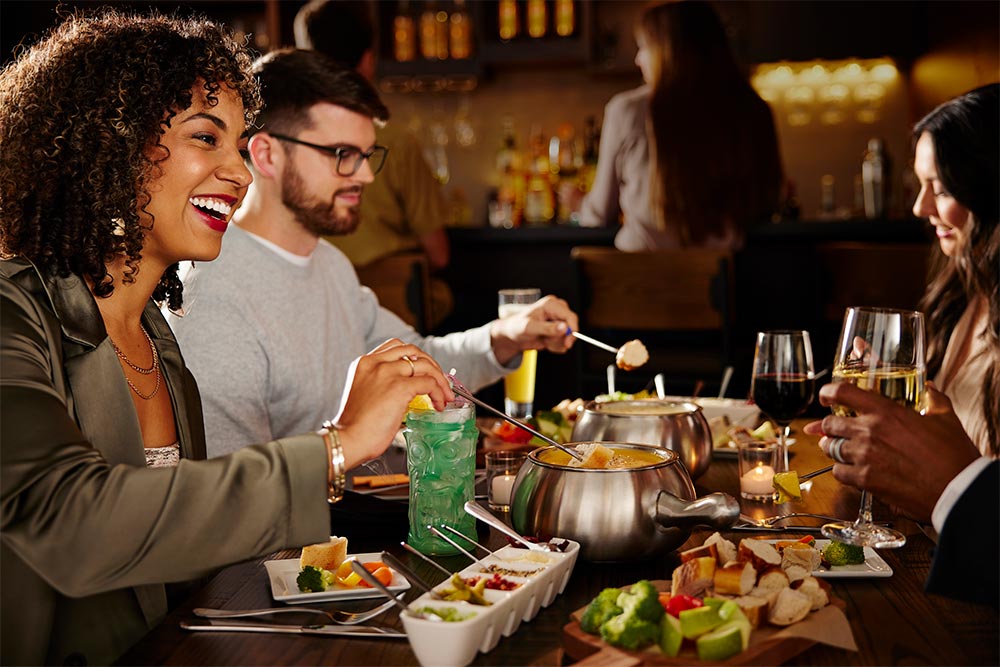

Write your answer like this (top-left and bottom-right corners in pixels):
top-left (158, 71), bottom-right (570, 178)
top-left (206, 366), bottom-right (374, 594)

top-left (0, 8), bottom-right (261, 312)
top-left (914, 83), bottom-right (999, 454)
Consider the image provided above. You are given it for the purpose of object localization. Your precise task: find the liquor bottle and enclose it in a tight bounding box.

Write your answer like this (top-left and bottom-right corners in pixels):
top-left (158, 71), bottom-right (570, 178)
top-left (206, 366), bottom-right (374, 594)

top-left (778, 180), bottom-right (801, 222)
top-left (862, 138), bottom-right (889, 219)
top-left (555, 0), bottom-right (575, 36)
top-left (434, 5), bottom-right (449, 60)
top-left (527, 0), bottom-right (547, 38)
top-left (392, 1), bottom-right (416, 62)
top-left (819, 174), bottom-right (836, 218)
top-left (498, 0), bottom-right (519, 40)
top-left (419, 2), bottom-right (439, 60)
top-left (449, 0), bottom-right (473, 59)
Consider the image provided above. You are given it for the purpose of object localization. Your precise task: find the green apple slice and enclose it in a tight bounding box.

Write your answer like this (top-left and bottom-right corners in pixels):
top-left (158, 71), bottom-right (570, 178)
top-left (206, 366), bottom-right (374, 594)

top-left (696, 621), bottom-right (745, 661)
top-left (659, 613), bottom-right (683, 657)
top-left (679, 605), bottom-right (722, 639)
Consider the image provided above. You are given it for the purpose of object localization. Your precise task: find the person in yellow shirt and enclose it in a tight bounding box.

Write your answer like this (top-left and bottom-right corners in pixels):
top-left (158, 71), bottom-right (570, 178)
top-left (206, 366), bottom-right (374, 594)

top-left (295, 0), bottom-right (453, 329)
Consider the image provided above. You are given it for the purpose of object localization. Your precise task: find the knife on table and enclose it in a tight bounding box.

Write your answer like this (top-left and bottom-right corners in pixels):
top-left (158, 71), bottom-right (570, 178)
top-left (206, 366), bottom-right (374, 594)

top-left (180, 619), bottom-right (407, 638)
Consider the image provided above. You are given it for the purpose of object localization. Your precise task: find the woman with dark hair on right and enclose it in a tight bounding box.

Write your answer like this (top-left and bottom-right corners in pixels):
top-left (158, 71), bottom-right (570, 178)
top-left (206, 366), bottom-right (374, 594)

top-left (579, 0), bottom-right (783, 251)
top-left (912, 82), bottom-right (999, 456)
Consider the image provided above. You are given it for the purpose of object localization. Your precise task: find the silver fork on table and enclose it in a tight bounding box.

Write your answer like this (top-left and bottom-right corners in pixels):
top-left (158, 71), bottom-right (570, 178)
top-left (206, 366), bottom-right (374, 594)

top-left (740, 512), bottom-right (847, 528)
top-left (193, 596), bottom-right (401, 626)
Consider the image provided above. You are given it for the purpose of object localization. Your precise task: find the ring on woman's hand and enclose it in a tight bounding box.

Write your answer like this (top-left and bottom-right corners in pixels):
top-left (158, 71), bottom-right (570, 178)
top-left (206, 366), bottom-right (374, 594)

top-left (402, 355), bottom-right (416, 377)
top-left (827, 437), bottom-right (847, 464)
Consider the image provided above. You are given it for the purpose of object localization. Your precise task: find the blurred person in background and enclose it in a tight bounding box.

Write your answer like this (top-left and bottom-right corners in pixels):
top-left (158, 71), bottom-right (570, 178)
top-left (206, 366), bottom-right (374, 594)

top-left (911, 82), bottom-right (999, 457)
top-left (579, 0), bottom-right (782, 251)
top-left (168, 49), bottom-right (577, 458)
top-left (295, 0), bottom-right (454, 329)
top-left (0, 11), bottom-right (453, 664)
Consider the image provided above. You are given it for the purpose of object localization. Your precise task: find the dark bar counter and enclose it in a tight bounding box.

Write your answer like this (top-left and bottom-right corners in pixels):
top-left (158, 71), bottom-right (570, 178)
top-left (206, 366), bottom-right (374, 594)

top-left (435, 218), bottom-right (933, 409)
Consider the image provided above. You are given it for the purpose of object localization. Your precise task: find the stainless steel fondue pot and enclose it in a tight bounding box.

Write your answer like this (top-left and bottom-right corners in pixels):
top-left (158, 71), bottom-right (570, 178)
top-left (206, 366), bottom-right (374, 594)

top-left (571, 400), bottom-right (714, 479)
top-left (509, 442), bottom-right (739, 562)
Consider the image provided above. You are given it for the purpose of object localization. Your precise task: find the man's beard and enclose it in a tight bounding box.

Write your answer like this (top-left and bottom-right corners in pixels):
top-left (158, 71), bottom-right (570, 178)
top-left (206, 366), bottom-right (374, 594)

top-left (281, 161), bottom-right (362, 237)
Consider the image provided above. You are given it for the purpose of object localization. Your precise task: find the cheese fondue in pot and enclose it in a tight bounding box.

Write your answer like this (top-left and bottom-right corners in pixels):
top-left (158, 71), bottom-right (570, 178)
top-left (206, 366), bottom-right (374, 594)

top-left (538, 446), bottom-right (667, 469)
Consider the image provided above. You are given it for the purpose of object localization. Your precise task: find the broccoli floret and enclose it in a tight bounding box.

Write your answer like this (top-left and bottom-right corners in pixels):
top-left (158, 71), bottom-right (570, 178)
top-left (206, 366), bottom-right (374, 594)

top-left (616, 580), bottom-right (665, 624)
top-left (580, 588), bottom-right (624, 634)
top-left (822, 540), bottom-right (866, 566)
top-left (296, 565), bottom-right (331, 593)
top-left (599, 611), bottom-right (661, 650)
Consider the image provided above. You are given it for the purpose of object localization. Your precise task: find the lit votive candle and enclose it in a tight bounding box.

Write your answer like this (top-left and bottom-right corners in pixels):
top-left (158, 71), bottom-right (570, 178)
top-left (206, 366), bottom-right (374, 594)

top-left (491, 474), bottom-right (515, 506)
top-left (741, 464), bottom-right (776, 499)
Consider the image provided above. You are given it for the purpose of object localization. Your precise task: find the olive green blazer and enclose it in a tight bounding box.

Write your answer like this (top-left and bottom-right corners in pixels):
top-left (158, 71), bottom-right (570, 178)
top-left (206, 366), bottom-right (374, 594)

top-left (0, 259), bottom-right (330, 665)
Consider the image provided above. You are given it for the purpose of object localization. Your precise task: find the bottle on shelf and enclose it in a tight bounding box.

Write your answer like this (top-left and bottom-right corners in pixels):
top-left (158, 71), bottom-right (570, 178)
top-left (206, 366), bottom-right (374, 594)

top-left (449, 0), bottom-right (473, 60)
top-left (527, 0), bottom-right (547, 38)
top-left (778, 180), bottom-right (801, 222)
top-left (495, 117), bottom-right (525, 227)
top-left (819, 174), bottom-right (836, 219)
top-left (392, 1), bottom-right (416, 62)
top-left (498, 0), bottom-right (519, 41)
top-left (419, 2), bottom-right (439, 60)
top-left (433, 5), bottom-right (449, 60)
top-left (524, 124), bottom-right (554, 224)
top-left (555, 0), bottom-right (575, 36)
top-left (861, 137), bottom-right (889, 220)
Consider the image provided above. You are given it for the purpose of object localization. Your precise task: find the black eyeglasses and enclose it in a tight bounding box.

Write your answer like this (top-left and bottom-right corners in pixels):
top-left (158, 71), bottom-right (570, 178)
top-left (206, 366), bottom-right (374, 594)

top-left (269, 133), bottom-right (388, 176)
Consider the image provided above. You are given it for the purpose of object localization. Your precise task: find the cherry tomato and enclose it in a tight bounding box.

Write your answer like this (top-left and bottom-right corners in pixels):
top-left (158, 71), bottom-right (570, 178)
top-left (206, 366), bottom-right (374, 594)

top-left (495, 421), bottom-right (532, 444)
top-left (665, 593), bottom-right (704, 618)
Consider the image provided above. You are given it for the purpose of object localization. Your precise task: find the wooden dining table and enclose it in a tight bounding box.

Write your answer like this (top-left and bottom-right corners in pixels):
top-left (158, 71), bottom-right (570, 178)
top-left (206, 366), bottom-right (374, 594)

top-left (117, 419), bottom-right (999, 666)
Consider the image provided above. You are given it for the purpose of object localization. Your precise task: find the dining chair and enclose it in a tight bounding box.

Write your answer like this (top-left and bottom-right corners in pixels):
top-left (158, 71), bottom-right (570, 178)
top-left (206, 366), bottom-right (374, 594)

top-left (570, 246), bottom-right (735, 398)
top-left (354, 251), bottom-right (432, 334)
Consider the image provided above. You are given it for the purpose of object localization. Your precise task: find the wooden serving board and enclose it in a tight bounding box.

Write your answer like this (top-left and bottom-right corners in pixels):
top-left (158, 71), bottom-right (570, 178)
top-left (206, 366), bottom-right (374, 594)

top-left (562, 580), bottom-right (847, 667)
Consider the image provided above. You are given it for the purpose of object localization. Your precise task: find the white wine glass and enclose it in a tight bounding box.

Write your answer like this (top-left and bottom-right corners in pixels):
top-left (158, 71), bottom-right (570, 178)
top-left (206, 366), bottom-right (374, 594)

top-left (822, 306), bottom-right (926, 549)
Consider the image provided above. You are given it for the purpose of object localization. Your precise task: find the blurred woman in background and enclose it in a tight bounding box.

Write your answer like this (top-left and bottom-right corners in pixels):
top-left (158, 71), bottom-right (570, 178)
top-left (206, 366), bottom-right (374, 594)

top-left (579, 0), bottom-right (783, 251)
top-left (912, 82), bottom-right (999, 456)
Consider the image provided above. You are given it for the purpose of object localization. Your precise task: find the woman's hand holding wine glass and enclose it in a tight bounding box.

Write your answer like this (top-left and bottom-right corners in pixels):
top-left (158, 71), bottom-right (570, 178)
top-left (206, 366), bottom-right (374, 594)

top-left (821, 306), bottom-right (926, 549)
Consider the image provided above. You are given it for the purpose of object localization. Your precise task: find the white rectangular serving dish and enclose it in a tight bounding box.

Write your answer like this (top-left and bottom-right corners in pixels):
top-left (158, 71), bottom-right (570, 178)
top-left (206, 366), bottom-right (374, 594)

top-left (264, 553), bottom-right (410, 603)
top-left (400, 539), bottom-right (580, 667)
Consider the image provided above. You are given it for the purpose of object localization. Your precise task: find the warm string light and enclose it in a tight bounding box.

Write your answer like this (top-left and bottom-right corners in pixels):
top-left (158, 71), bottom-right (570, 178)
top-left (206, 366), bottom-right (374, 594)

top-left (752, 58), bottom-right (899, 126)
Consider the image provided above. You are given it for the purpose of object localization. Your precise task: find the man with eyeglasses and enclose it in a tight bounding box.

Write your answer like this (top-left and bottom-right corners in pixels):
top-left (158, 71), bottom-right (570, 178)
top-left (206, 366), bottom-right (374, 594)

top-left (295, 0), bottom-right (455, 331)
top-left (168, 49), bottom-right (578, 458)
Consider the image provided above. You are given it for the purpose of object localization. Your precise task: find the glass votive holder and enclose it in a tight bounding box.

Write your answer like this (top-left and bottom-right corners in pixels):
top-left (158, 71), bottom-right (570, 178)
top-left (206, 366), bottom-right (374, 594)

top-left (485, 451), bottom-right (526, 512)
top-left (737, 440), bottom-right (778, 502)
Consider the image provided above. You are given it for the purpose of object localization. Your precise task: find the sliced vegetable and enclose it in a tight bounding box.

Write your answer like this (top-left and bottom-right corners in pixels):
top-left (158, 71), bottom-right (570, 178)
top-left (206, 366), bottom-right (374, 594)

top-left (664, 593), bottom-right (704, 618)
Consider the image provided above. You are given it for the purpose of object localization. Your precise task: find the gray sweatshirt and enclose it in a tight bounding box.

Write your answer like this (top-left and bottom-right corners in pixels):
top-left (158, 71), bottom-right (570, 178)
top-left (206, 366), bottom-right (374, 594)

top-left (167, 224), bottom-right (510, 457)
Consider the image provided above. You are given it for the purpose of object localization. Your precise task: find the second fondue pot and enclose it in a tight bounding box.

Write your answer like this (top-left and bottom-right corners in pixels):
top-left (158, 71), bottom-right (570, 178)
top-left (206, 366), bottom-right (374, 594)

top-left (510, 443), bottom-right (739, 562)
top-left (571, 400), bottom-right (713, 479)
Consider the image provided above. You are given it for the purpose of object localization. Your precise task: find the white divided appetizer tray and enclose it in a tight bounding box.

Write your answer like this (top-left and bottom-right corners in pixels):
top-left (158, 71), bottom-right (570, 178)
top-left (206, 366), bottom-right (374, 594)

top-left (401, 539), bottom-right (580, 667)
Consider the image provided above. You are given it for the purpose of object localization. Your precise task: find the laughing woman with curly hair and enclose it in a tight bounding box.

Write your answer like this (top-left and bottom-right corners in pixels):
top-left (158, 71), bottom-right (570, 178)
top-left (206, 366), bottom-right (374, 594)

top-left (0, 10), bottom-right (451, 664)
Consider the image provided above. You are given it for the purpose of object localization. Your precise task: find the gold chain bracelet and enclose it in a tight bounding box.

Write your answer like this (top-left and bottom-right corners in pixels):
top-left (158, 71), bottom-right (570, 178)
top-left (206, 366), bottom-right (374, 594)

top-left (319, 420), bottom-right (345, 504)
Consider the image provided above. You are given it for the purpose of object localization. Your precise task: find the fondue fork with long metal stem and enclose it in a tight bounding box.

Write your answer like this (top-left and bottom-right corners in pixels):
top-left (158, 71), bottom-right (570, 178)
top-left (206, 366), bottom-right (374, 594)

top-left (440, 525), bottom-right (498, 559)
top-left (400, 542), bottom-right (453, 578)
top-left (428, 525), bottom-right (482, 564)
top-left (449, 383), bottom-right (585, 462)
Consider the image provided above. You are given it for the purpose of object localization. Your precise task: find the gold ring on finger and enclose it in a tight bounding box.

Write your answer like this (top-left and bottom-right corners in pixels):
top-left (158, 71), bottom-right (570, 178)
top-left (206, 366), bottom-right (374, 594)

top-left (403, 355), bottom-right (416, 377)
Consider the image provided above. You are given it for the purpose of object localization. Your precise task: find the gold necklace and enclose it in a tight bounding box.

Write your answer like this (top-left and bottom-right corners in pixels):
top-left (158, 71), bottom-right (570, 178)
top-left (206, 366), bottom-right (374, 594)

top-left (112, 326), bottom-right (161, 400)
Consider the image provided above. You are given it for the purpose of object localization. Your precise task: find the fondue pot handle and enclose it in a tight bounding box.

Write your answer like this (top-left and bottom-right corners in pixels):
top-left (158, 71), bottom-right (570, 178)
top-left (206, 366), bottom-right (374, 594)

top-left (654, 491), bottom-right (740, 529)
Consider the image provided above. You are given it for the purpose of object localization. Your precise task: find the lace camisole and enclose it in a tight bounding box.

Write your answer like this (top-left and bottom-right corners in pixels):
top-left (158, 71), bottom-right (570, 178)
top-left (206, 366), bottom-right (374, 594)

top-left (144, 443), bottom-right (181, 468)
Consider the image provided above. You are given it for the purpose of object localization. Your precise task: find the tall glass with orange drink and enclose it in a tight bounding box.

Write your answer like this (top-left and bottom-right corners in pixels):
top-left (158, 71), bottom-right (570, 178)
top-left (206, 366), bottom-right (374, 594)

top-left (498, 288), bottom-right (540, 419)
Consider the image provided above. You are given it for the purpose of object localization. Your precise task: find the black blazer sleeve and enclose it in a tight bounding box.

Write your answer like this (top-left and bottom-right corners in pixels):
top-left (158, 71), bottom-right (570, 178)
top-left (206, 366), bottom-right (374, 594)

top-left (925, 459), bottom-right (999, 607)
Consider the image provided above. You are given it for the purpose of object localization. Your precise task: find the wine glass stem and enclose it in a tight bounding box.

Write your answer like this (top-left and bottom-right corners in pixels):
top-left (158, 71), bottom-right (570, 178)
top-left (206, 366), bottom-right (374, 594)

top-left (779, 426), bottom-right (790, 472)
top-left (856, 490), bottom-right (874, 525)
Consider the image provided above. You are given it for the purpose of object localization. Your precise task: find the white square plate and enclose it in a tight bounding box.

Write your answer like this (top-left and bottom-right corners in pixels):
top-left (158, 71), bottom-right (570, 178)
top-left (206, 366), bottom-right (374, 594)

top-left (765, 539), bottom-right (893, 578)
top-left (264, 553), bottom-right (411, 603)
